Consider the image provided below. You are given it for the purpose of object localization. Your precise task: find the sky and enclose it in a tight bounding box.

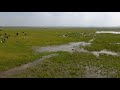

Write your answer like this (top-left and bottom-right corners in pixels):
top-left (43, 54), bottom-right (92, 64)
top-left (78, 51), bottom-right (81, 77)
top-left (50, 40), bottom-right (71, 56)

top-left (0, 12), bottom-right (120, 27)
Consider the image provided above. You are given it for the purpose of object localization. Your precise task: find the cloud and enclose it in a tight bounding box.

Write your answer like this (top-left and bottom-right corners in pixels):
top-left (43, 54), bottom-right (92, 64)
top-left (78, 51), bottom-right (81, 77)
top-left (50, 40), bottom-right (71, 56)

top-left (0, 12), bottom-right (120, 27)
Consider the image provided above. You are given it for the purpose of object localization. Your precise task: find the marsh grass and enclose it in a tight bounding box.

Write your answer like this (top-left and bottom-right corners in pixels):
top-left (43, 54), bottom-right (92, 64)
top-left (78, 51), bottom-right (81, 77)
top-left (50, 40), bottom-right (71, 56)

top-left (0, 28), bottom-right (95, 71)
top-left (84, 33), bottom-right (120, 52)
top-left (1, 27), bottom-right (120, 78)
top-left (10, 52), bottom-right (120, 78)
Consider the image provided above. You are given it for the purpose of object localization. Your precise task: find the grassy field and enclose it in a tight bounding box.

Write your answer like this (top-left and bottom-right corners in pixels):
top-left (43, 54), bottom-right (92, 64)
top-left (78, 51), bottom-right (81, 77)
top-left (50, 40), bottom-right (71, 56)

top-left (11, 52), bottom-right (120, 78)
top-left (1, 27), bottom-right (120, 78)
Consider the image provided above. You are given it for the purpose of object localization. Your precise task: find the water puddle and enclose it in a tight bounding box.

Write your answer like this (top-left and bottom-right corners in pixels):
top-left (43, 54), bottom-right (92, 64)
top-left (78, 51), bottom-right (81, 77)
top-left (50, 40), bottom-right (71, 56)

top-left (91, 49), bottom-right (118, 57)
top-left (35, 41), bottom-right (119, 57)
top-left (96, 31), bottom-right (120, 34)
top-left (76, 48), bottom-right (89, 53)
top-left (35, 42), bottom-right (91, 53)
top-left (76, 49), bottom-right (118, 57)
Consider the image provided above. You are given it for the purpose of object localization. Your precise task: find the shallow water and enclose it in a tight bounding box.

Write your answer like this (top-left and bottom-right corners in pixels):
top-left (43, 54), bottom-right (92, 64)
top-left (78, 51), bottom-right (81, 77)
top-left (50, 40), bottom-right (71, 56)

top-left (91, 49), bottom-right (118, 57)
top-left (35, 42), bottom-right (119, 57)
top-left (76, 48), bottom-right (89, 53)
top-left (96, 31), bottom-right (120, 34)
top-left (35, 42), bottom-right (91, 53)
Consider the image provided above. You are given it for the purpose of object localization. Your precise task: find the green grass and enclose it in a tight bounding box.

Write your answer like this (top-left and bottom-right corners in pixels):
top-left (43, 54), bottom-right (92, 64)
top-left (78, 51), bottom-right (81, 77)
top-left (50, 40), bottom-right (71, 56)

top-left (11, 52), bottom-right (120, 78)
top-left (84, 33), bottom-right (120, 52)
top-left (0, 27), bottom-right (95, 71)
top-left (1, 27), bottom-right (120, 78)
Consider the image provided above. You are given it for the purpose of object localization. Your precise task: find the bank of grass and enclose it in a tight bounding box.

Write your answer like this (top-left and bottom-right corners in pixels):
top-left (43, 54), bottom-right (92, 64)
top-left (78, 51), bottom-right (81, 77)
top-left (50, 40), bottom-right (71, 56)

top-left (0, 28), bottom-right (95, 71)
top-left (84, 33), bottom-right (120, 52)
top-left (0, 46), bottom-right (52, 71)
top-left (10, 52), bottom-right (120, 78)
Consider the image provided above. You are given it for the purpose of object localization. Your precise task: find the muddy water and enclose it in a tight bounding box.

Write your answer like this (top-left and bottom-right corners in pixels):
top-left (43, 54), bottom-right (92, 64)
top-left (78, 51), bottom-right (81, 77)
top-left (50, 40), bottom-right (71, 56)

top-left (35, 42), bottom-right (91, 53)
top-left (96, 31), bottom-right (120, 34)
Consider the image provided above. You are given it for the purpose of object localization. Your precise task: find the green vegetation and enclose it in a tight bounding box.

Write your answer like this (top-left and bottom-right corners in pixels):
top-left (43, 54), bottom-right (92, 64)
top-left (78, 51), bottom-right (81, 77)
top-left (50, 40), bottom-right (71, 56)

top-left (0, 27), bottom-right (95, 71)
top-left (1, 27), bottom-right (120, 78)
top-left (11, 52), bottom-right (120, 78)
top-left (84, 34), bottom-right (120, 52)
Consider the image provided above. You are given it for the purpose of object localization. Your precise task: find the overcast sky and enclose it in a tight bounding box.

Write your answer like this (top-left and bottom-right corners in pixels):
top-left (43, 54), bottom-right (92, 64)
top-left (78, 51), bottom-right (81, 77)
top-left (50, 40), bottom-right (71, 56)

top-left (0, 12), bottom-right (120, 27)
